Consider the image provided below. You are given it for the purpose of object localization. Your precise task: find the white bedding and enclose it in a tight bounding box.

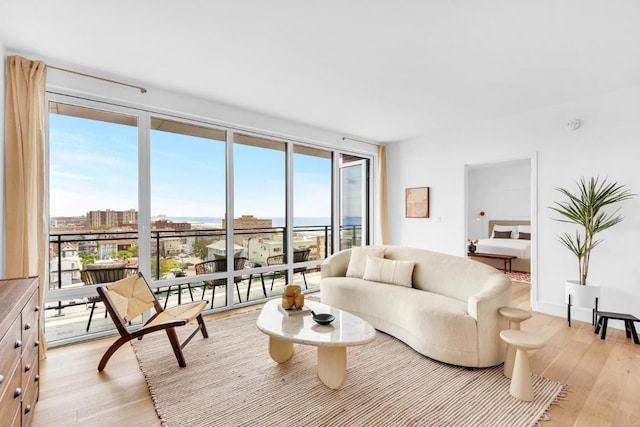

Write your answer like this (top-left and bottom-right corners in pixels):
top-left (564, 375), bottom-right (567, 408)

top-left (474, 238), bottom-right (531, 259)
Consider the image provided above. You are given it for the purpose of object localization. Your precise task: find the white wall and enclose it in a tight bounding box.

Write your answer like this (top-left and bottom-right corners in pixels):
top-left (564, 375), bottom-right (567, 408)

top-left (467, 159), bottom-right (531, 239)
top-left (387, 85), bottom-right (640, 325)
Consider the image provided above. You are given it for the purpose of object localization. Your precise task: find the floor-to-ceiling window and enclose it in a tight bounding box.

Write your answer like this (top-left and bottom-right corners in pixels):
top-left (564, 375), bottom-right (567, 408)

top-left (293, 145), bottom-right (332, 290)
top-left (47, 100), bottom-right (141, 343)
top-left (233, 134), bottom-right (287, 301)
top-left (45, 94), bottom-right (373, 345)
top-left (149, 117), bottom-right (228, 308)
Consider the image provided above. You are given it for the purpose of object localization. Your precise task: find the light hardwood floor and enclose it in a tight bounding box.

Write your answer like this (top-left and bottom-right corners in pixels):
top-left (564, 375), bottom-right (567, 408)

top-left (32, 283), bottom-right (640, 426)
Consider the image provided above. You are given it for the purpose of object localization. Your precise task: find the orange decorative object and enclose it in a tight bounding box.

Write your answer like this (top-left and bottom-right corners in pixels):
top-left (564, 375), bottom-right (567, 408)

top-left (282, 284), bottom-right (304, 309)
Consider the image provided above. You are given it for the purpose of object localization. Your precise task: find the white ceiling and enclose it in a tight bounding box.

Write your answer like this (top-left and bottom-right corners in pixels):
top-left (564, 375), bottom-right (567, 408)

top-left (1, 0), bottom-right (639, 142)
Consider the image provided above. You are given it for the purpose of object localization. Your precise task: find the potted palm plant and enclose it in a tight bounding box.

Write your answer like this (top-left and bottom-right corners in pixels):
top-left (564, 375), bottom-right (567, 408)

top-left (550, 176), bottom-right (634, 323)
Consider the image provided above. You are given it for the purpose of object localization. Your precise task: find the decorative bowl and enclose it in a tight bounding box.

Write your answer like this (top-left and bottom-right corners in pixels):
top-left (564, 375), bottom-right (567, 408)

top-left (312, 313), bottom-right (335, 325)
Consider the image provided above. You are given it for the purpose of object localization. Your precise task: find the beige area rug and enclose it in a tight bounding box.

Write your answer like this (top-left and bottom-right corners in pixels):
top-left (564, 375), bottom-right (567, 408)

top-left (132, 310), bottom-right (564, 427)
top-left (506, 271), bottom-right (531, 283)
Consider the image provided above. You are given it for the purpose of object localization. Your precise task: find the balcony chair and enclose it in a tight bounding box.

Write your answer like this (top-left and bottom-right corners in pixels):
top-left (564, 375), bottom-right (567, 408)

top-left (96, 272), bottom-right (208, 372)
top-left (262, 248), bottom-right (310, 291)
top-left (161, 276), bottom-right (200, 310)
top-left (80, 264), bottom-right (138, 332)
top-left (195, 257), bottom-right (246, 309)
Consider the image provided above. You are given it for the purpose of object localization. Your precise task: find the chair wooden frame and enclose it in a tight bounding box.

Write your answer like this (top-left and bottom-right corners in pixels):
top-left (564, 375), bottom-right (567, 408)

top-left (96, 272), bottom-right (208, 372)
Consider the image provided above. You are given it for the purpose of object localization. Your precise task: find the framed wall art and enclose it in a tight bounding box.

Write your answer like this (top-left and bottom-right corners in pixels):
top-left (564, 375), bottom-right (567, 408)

top-left (405, 187), bottom-right (430, 218)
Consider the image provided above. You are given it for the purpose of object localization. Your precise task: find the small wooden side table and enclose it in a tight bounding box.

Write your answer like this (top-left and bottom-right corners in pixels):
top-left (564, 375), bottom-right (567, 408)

top-left (499, 330), bottom-right (545, 401)
top-left (499, 307), bottom-right (533, 379)
top-left (594, 311), bottom-right (640, 344)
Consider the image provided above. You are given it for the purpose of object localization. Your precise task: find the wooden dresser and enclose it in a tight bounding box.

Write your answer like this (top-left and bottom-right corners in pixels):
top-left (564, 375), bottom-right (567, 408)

top-left (0, 277), bottom-right (40, 427)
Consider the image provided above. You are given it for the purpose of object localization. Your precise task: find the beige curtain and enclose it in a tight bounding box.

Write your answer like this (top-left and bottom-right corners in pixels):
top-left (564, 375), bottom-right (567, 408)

top-left (5, 55), bottom-right (48, 358)
top-left (377, 144), bottom-right (389, 244)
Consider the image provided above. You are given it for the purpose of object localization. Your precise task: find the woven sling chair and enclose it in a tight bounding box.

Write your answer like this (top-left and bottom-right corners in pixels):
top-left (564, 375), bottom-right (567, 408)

top-left (96, 272), bottom-right (208, 372)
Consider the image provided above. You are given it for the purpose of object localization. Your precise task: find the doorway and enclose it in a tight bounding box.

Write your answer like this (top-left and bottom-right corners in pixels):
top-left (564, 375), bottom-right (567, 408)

top-left (465, 155), bottom-right (537, 307)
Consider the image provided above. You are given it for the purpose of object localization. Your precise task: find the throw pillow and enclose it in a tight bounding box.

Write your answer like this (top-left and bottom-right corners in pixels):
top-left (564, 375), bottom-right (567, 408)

top-left (518, 232), bottom-right (531, 240)
top-left (362, 255), bottom-right (415, 287)
top-left (346, 246), bottom-right (385, 278)
top-left (493, 230), bottom-right (512, 239)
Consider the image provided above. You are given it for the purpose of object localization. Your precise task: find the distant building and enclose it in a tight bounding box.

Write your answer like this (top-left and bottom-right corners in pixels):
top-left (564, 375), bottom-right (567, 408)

top-left (49, 243), bottom-right (82, 289)
top-left (151, 219), bottom-right (191, 231)
top-left (222, 214), bottom-right (272, 229)
top-left (87, 209), bottom-right (138, 227)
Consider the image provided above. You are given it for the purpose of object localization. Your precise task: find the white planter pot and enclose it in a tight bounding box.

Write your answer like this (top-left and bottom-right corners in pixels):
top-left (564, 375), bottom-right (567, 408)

top-left (564, 280), bottom-right (600, 308)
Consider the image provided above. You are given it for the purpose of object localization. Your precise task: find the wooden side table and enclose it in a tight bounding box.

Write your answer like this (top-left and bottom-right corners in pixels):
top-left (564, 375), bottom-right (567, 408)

top-left (499, 329), bottom-right (545, 401)
top-left (499, 307), bottom-right (532, 379)
top-left (594, 311), bottom-right (640, 344)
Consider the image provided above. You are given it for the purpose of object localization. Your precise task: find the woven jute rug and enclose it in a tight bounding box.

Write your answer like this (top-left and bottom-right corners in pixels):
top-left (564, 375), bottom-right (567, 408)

top-left (132, 309), bottom-right (564, 427)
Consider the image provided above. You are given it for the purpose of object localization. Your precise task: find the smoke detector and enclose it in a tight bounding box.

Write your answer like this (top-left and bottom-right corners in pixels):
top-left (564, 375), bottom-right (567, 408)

top-left (566, 119), bottom-right (582, 131)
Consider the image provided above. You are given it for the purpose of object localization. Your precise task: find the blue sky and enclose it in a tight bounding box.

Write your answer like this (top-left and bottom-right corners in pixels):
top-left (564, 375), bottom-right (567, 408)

top-left (49, 113), bottom-right (332, 220)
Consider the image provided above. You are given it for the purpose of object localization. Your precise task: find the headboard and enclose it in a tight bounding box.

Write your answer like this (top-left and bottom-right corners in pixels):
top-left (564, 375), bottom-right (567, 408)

top-left (488, 220), bottom-right (531, 238)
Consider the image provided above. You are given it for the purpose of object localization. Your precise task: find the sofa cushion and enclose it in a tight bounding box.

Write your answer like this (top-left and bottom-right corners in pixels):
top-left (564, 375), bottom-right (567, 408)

top-left (346, 246), bottom-right (384, 278)
top-left (362, 255), bottom-right (415, 287)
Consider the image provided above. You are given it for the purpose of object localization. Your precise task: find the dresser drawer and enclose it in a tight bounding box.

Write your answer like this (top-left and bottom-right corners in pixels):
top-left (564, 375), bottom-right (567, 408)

top-left (21, 332), bottom-right (39, 374)
top-left (21, 292), bottom-right (40, 359)
top-left (0, 318), bottom-right (22, 399)
top-left (22, 371), bottom-right (38, 427)
top-left (21, 351), bottom-right (38, 396)
top-left (0, 362), bottom-right (22, 426)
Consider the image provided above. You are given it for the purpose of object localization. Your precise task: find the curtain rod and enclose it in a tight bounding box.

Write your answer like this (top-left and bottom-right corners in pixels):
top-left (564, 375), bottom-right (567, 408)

top-left (342, 136), bottom-right (378, 146)
top-left (48, 65), bottom-right (147, 94)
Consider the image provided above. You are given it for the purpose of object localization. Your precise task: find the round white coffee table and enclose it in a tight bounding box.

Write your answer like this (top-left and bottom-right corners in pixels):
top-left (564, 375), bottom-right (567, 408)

top-left (256, 299), bottom-right (376, 389)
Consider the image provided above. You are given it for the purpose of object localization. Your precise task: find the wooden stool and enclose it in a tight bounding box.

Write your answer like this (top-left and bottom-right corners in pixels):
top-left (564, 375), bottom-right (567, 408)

top-left (499, 329), bottom-right (544, 401)
top-left (498, 307), bottom-right (532, 378)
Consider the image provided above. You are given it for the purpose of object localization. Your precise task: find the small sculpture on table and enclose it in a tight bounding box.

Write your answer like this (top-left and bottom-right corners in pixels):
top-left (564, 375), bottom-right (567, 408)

top-left (282, 284), bottom-right (304, 310)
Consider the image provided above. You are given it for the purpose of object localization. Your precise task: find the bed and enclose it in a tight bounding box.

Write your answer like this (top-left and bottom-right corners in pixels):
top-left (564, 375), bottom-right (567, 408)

top-left (473, 220), bottom-right (531, 272)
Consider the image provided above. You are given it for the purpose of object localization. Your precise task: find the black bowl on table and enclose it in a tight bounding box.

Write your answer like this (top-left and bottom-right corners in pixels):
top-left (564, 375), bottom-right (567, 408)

top-left (312, 312), bottom-right (335, 325)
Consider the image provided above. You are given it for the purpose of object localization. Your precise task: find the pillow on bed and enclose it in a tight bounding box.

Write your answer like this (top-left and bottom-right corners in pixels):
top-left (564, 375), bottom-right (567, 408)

top-left (518, 232), bottom-right (531, 240)
top-left (492, 225), bottom-right (517, 239)
top-left (516, 225), bottom-right (531, 239)
top-left (362, 255), bottom-right (415, 287)
top-left (346, 246), bottom-right (385, 278)
top-left (493, 230), bottom-right (512, 239)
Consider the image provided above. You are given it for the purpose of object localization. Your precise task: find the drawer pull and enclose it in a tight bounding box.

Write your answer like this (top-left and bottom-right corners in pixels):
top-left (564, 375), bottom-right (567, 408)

top-left (14, 387), bottom-right (22, 398)
top-left (25, 404), bottom-right (32, 414)
top-left (35, 340), bottom-right (40, 348)
top-left (25, 322), bottom-right (32, 330)
top-left (0, 374), bottom-right (3, 384)
top-left (15, 340), bottom-right (22, 348)
top-left (35, 374), bottom-right (40, 382)
top-left (35, 305), bottom-right (40, 312)
top-left (25, 364), bottom-right (31, 372)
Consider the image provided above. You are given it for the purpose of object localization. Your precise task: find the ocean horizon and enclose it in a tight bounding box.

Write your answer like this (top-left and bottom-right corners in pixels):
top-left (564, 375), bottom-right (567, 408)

top-left (167, 216), bottom-right (332, 227)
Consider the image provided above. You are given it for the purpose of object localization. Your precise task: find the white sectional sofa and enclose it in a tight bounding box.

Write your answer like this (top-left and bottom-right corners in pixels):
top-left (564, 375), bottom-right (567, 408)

top-left (320, 245), bottom-right (512, 368)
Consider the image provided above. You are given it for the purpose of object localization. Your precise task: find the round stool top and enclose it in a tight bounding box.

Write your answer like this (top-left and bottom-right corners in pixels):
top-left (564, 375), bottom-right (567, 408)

top-left (500, 329), bottom-right (544, 350)
top-left (498, 307), bottom-right (532, 322)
